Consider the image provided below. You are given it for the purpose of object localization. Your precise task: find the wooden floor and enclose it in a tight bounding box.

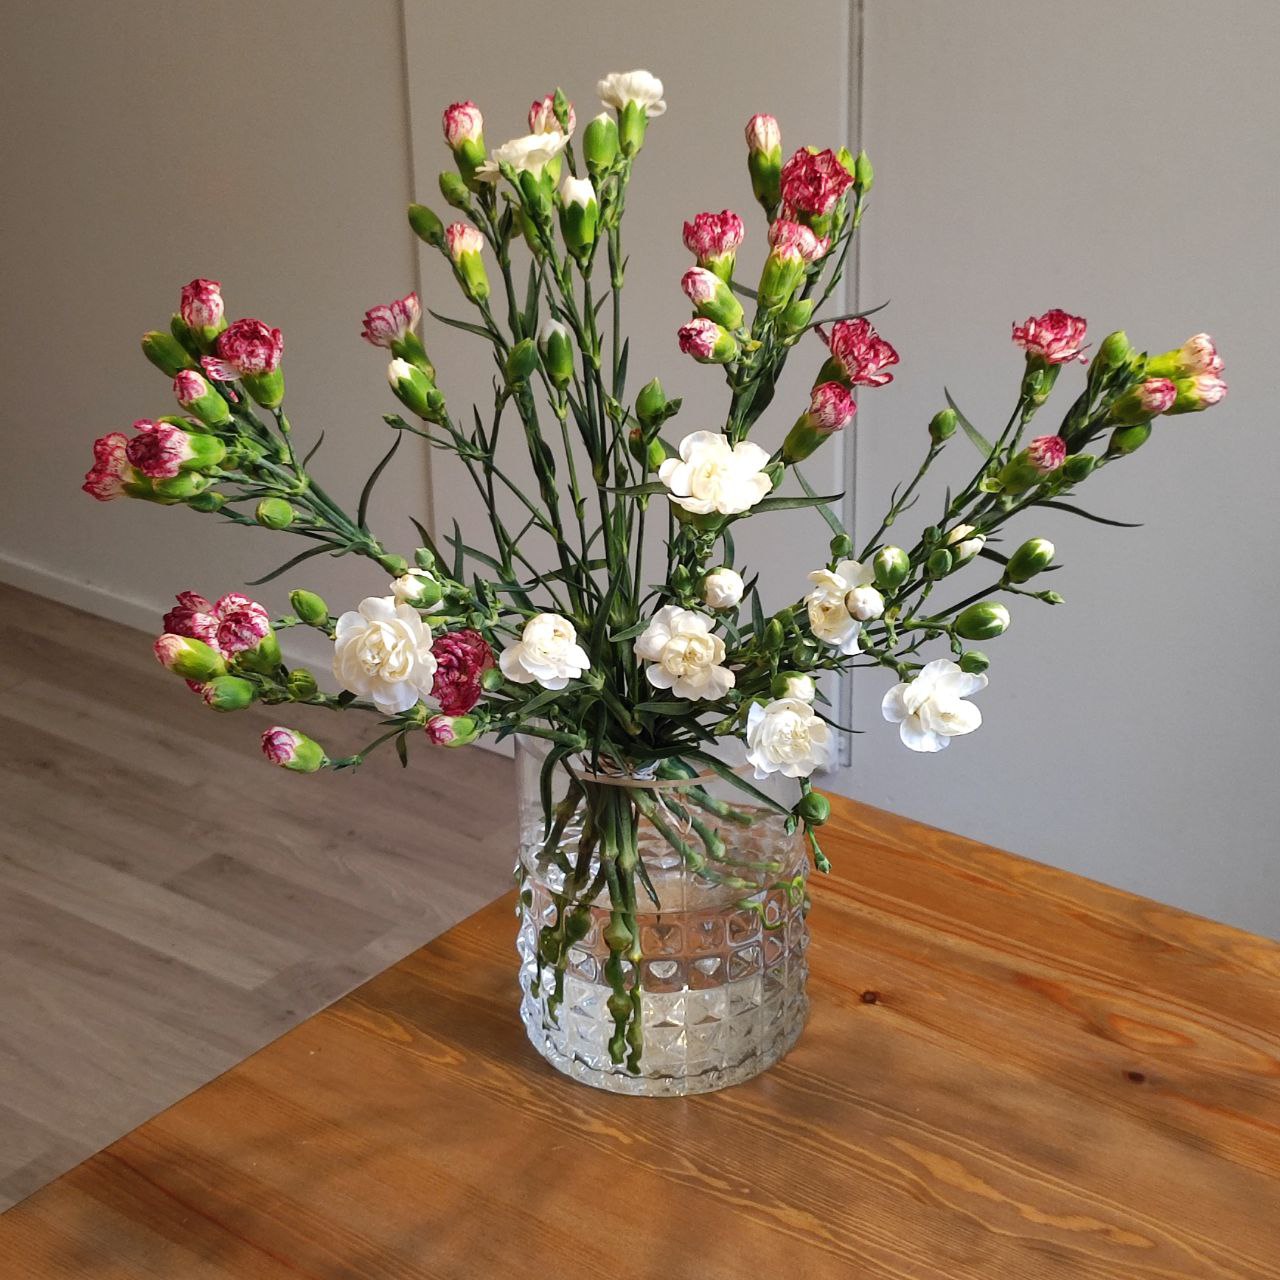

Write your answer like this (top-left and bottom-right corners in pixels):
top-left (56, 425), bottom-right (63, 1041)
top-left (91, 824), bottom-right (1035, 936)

top-left (0, 582), bottom-right (517, 1212)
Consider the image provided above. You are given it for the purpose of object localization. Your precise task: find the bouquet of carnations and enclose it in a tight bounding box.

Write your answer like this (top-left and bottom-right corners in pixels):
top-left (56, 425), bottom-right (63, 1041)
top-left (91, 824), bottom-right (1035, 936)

top-left (83, 68), bottom-right (1225, 1075)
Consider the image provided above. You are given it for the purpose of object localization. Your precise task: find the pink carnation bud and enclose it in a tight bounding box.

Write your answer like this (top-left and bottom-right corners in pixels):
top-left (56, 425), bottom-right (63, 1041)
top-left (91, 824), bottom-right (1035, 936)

top-left (431, 628), bottom-right (495, 716)
top-left (82, 432), bottom-right (133, 502)
top-left (768, 218), bottom-right (829, 264)
top-left (163, 591), bottom-right (220, 645)
top-left (361, 292), bottom-right (421, 348)
top-left (808, 382), bottom-right (857, 432)
top-left (824, 317), bottom-right (899, 387)
top-left (260, 726), bottom-right (325, 772)
top-left (442, 101), bottom-right (483, 149)
top-left (529, 94), bottom-right (575, 136)
top-left (677, 317), bottom-right (725, 360)
top-left (173, 368), bottom-right (212, 407)
top-left (202, 318), bottom-right (284, 381)
top-left (445, 222), bottom-right (485, 262)
top-left (425, 714), bottom-right (459, 744)
top-left (1026, 434), bottom-right (1067, 474)
top-left (779, 147), bottom-right (854, 218)
top-left (1185, 373), bottom-right (1228, 407)
top-left (682, 210), bottom-right (745, 266)
top-left (745, 113), bottom-right (781, 155)
top-left (153, 634), bottom-right (189, 671)
top-left (1180, 333), bottom-right (1224, 376)
top-left (1137, 377), bottom-right (1177, 414)
top-left (180, 278), bottom-right (224, 331)
top-left (1011, 309), bottom-right (1089, 365)
top-left (125, 420), bottom-right (194, 479)
top-left (680, 267), bottom-right (722, 307)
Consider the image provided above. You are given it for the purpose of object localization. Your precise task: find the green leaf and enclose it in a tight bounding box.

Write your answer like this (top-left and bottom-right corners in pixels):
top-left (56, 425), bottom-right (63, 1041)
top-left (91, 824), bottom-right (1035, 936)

top-left (633, 700), bottom-right (689, 715)
top-left (608, 619), bottom-right (652, 643)
top-left (301, 430), bottom-right (326, 468)
top-left (427, 308), bottom-right (496, 342)
top-left (752, 492), bottom-right (844, 514)
top-left (683, 751), bottom-right (792, 817)
top-left (729, 281), bottom-right (759, 300)
top-left (1039, 501), bottom-right (1142, 528)
top-left (804, 299), bottom-right (890, 330)
top-left (944, 388), bottom-right (995, 458)
top-left (795, 468), bottom-right (847, 537)
top-left (604, 480), bottom-right (667, 498)
top-left (395, 734), bottom-right (410, 768)
top-left (357, 434), bottom-right (402, 531)
top-left (750, 586), bottom-right (765, 636)
top-left (245, 542), bottom-right (335, 586)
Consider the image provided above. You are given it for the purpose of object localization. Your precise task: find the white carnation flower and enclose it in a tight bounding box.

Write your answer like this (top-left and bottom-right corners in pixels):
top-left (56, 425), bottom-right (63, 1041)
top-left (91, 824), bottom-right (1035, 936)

top-left (745, 697), bottom-right (834, 779)
top-left (881, 659), bottom-right (987, 753)
top-left (499, 613), bottom-right (590, 690)
top-left (480, 131), bottom-right (570, 182)
top-left (702, 566), bottom-right (744, 609)
top-left (333, 596), bottom-right (437, 715)
top-left (659, 431), bottom-right (773, 516)
top-left (633, 606), bottom-right (734, 701)
top-left (597, 70), bottom-right (666, 117)
top-left (805, 558), bottom-right (878, 655)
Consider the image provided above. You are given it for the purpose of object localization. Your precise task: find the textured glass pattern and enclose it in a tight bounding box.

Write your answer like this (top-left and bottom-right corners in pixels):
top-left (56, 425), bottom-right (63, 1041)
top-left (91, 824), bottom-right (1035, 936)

top-left (516, 766), bottom-right (810, 1097)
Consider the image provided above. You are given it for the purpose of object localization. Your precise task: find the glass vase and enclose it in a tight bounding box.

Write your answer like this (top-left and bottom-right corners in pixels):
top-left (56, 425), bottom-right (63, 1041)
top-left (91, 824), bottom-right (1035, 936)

top-left (514, 736), bottom-right (810, 1097)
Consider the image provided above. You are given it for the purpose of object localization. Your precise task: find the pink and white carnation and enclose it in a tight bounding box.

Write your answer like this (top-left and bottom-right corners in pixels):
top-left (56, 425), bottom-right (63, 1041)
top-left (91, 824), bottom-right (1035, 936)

top-left (82, 432), bottom-right (135, 502)
top-left (529, 94), bottom-right (574, 136)
top-left (202, 318), bottom-right (284, 381)
top-left (1026, 434), bottom-right (1067, 474)
top-left (261, 726), bottom-right (301, 765)
top-left (808, 382), bottom-right (857, 433)
top-left (431, 628), bottom-right (494, 716)
top-left (682, 210), bottom-right (744, 267)
top-left (442, 100), bottom-right (483, 148)
top-left (163, 590), bottom-right (271, 657)
top-left (1136, 378), bottom-right (1177, 415)
top-left (173, 369), bottom-right (213, 408)
top-left (361, 292), bottom-right (421, 348)
top-left (1012, 309), bottom-right (1089, 365)
top-left (1177, 333), bottom-right (1224, 376)
top-left (745, 113), bottom-right (781, 155)
top-left (125, 420), bottom-right (200, 479)
top-left (180, 278), bottom-right (224, 331)
top-left (767, 218), bottom-right (829, 264)
top-left (780, 147), bottom-right (854, 218)
top-left (680, 267), bottom-right (722, 308)
top-left (445, 223), bottom-right (485, 262)
top-left (824, 317), bottom-right (899, 387)
top-left (677, 317), bottom-right (725, 360)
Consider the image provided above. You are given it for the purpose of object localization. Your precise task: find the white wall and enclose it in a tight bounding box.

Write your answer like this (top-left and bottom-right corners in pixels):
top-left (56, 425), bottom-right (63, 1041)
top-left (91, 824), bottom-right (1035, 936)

top-left (3, 0), bottom-right (1276, 934)
top-left (843, 1), bottom-right (1280, 936)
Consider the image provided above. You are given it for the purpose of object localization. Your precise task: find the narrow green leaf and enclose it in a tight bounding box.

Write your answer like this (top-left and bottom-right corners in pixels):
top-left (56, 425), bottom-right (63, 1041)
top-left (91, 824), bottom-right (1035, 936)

top-left (1039, 501), bottom-right (1142, 528)
top-left (604, 480), bottom-right (667, 498)
top-left (795, 468), bottom-right (847, 537)
top-left (608, 619), bottom-right (652, 643)
top-left (357, 434), bottom-right (402, 531)
top-left (245, 542), bottom-right (335, 586)
top-left (752, 492), bottom-right (844, 514)
top-left (427, 308), bottom-right (496, 342)
top-left (301, 430), bottom-right (326, 468)
top-left (944, 388), bottom-right (995, 458)
top-left (683, 751), bottom-right (792, 817)
top-left (395, 734), bottom-right (410, 768)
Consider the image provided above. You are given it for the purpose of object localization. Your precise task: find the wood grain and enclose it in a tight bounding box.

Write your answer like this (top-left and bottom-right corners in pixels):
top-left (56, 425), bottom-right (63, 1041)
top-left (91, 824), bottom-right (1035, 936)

top-left (2, 788), bottom-right (1277, 1277)
top-left (0, 583), bottom-right (516, 1211)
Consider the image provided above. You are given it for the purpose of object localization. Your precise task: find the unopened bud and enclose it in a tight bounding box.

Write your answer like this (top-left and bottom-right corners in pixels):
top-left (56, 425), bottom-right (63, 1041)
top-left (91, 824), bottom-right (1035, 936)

top-left (954, 601), bottom-right (1010, 640)
top-left (141, 330), bottom-right (195, 377)
top-left (873, 545), bottom-right (910, 589)
top-left (261, 726), bottom-right (326, 773)
top-left (201, 674), bottom-right (256, 712)
top-left (255, 497), bottom-right (295, 529)
top-left (154, 633), bottom-right (226, 681)
top-left (958, 650), bottom-right (989, 675)
top-left (854, 149), bottom-right (874, 193)
top-left (829, 533), bottom-right (853, 559)
top-left (287, 668), bottom-right (319, 700)
top-left (928, 408), bottom-right (957, 444)
top-left (289, 589), bottom-right (329, 627)
top-left (583, 112), bottom-right (620, 175)
top-left (1107, 423), bottom-right (1152, 456)
top-left (635, 377), bottom-right (666, 430)
top-left (926, 548), bottom-right (953, 578)
top-left (537, 318), bottom-right (575, 389)
top-left (439, 170), bottom-right (471, 211)
top-left (388, 358), bottom-right (444, 421)
top-left (797, 790), bottom-right (830, 825)
top-left (1061, 453), bottom-right (1097, 482)
top-left (1004, 537), bottom-right (1055, 584)
top-left (772, 671), bottom-right (815, 701)
top-left (1094, 330), bottom-right (1135, 373)
top-left (425, 713), bottom-right (481, 747)
top-left (408, 202), bottom-right (445, 247)
top-left (503, 338), bottom-right (538, 386)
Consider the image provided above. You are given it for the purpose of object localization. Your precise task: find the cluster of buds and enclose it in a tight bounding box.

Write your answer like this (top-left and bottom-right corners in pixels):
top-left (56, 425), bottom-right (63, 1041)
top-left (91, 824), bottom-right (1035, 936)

top-left (362, 290), bottom-right (445, 424)
top-left (759, 219), bottom-right (828, 312)
top-left (83, 417), bottom-right (225, 506)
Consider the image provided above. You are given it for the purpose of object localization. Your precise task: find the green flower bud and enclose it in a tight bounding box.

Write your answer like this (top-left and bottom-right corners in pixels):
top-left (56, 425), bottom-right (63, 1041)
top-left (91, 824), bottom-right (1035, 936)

top-left (241, 368), bottom-right (285, 411)
top-left (683, 267), bottom-right (744, 330)
top-left (407, 202), bottom-right (445, 247)
top-left (413, 547), bottom-right (437, 571)
top-left (958, 650), bottom-right (989, 675)
top-left (926, 548), bottom-right (953, 578)
top-left (480, 665), bottom-right (505, 692)
top-left (635, 378), bottom-right (666, 430)
top-left (1061, 453), bottom-right (1097, 483)
top-left (388, 358), bottom-right (445, 421)
top-left (262, 726), bottom-right (327, 773)
top-left (1004, 537), bottom-right (1055, 584)
top-left (778, 296), bottom-right (815, 338)
top-left (772, 671), bottom-right (816, 701)
top-left (763, 619), bottom-right (785, 651)
top-left (797, 791), bottom-right (831, 826)
top-left (234, 629), bottom-right (282, 676)
top-left (439, 170), bottom-right (471, 211)
top-left (928, 408), bottom-right (957, 444)
top-left (289, 589), bottom-right (329, 627)
top-left (873, 545), bottom-right (910, 590)
top-left (155, 634), bottom-right (226, 682)
top-left (201, 674), bottom-right (256, 712)
top-left (854, 149), bottom-right (874, 193)
top-left (618, 101), bottom-right (648, 157)
top-left (954, 601), bottom-right (1010, 640)
top-left (537, 319), bottom-right (575, 390)
top-left (1108, 423), bottom-right (1152, 456)
top-left (502, 338), bottom-right (538, 388)
top-left (829, 533), bottom-right (853, 559)
top-left (757, 251), bottom-right (806, 312)
top-left (149, 472), bottom-right (213, 504)
top-left (284, 669), bottom-right (317, 701)
top-left (1094, 330), bottom-right (1135, 373)
top-left (169, 314), bottom-right (204, 360)
top-left (255, 497), bottom-right (295, 529)
top-left (187, 490), bottom-right (225, 513)
top-left (628, 427), bottom-right (666, 471)
top-left (141, 330), bottom-right (195, 377)
top-left (584, 112), bottom-right (620, 174)
top-left (1042, 591), bottom-right (1065, 605)
top-left (426, 713), bottom-right (481, 747)
top-left (558, 175), bottom-right (598, 261)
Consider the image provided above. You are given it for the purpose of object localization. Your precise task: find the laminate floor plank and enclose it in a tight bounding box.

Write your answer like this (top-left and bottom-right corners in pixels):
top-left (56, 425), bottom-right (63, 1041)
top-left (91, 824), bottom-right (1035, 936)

top-left (0, 581), bottom-right (516, 1212)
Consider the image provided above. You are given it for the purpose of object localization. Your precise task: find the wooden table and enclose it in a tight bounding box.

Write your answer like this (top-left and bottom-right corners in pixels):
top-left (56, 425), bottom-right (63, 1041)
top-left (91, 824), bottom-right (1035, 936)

top-left (4, 797), bottom-right (1279, 1278)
